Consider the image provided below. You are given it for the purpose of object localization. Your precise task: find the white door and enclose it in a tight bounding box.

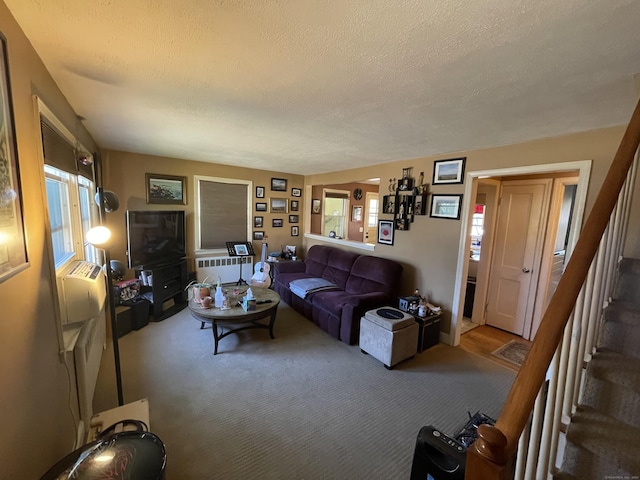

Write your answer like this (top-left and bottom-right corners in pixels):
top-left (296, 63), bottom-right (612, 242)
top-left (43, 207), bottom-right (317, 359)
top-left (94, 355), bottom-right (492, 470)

top-left (364, 192), bottom-right (379, 243)
top-left (486, 179), bottom-right (551, 336)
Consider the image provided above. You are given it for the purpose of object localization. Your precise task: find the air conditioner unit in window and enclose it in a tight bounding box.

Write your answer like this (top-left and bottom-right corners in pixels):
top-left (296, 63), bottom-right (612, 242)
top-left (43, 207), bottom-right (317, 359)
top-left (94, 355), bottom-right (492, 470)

top-left (58, 261), bottom-right (107, 325)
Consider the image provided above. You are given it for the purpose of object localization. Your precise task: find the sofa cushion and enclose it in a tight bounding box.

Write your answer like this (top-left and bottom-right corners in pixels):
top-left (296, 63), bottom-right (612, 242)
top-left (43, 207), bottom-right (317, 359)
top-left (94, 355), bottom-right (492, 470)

top-left (345, 254), bottom-right (403, 296)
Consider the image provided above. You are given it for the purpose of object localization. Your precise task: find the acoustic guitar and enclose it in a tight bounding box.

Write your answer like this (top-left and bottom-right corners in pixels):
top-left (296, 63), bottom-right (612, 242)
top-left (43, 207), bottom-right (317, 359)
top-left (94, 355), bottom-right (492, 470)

top-left (250, 236), bottom-right (271, 288)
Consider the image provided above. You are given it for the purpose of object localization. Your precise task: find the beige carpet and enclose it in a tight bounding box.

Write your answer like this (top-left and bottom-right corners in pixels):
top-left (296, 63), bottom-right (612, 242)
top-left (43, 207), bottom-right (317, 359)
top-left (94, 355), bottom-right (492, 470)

top-left (94, 302), bottom-right (516, 479)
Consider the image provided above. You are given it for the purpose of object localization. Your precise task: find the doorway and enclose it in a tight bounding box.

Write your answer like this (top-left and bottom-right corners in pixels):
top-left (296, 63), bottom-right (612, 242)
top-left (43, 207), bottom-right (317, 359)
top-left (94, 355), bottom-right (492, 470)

top-left (451, 161), bottom-right (591, 347)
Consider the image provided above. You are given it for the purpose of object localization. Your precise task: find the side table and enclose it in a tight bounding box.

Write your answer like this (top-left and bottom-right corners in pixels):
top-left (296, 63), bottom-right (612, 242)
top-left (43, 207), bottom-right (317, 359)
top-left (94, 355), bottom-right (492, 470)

top-left (413, 313), bottom-right (442, 352)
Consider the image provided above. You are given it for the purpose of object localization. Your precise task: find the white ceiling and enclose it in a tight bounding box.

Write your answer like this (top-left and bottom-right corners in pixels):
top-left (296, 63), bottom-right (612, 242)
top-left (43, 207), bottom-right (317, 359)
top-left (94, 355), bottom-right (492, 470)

top-left (6, 0), bottom-right (640, 175)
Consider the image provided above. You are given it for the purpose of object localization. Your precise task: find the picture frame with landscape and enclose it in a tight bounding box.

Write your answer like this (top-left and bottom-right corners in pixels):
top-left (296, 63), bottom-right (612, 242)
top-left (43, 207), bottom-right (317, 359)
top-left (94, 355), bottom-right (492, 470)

top-left (432, 157), bottom-right (466, 185)
top-left (146, 173), bottom-right (186, 204)
top-left (271, 177), bottom-right (287, 191)
top-left (270, 198), bottom-right (288, 213)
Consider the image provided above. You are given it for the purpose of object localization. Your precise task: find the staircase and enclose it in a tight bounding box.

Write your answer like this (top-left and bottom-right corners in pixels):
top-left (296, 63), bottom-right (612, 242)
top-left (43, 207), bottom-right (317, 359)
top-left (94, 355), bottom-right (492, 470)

top-left (555, 258), bottom-right (640, 479)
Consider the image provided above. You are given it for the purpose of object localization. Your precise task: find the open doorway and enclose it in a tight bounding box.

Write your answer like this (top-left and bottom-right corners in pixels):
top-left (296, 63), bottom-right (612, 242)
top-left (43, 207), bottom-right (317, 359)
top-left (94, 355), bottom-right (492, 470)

top-left (451, 161), bottom-right (591, 347)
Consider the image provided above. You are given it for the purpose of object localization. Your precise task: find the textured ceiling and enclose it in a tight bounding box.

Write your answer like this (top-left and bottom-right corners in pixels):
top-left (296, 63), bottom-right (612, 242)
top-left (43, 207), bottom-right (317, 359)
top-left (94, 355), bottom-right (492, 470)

top-left (5, 0), bottom-right (640, 175)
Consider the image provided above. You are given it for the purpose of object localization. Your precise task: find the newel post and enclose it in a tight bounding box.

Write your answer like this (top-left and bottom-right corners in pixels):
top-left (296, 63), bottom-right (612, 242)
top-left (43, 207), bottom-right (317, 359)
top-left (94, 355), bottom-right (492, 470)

top-left (465, 424), bottom-right (513, 480)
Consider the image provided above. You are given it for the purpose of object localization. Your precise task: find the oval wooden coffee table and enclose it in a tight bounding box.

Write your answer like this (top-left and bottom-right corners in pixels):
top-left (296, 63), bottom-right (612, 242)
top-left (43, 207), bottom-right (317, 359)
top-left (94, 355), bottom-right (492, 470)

top-left (189, 287), bottom-right (280, 354)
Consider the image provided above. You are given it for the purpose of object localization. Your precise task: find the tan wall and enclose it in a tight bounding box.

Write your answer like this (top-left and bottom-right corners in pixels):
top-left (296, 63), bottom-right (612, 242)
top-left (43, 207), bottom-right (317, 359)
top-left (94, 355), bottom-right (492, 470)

top-left (0, 2), bottom-right (98, 477)
top-left (305, 126), bottom-right (630, 336)
top-left (102, 150), bottom-right (305, 273)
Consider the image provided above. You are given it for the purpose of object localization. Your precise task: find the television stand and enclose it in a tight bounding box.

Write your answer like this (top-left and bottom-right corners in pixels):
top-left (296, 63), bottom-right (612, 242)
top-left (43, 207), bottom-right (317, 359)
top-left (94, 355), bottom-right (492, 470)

top-left (138, 258), bottom-right (188, 321)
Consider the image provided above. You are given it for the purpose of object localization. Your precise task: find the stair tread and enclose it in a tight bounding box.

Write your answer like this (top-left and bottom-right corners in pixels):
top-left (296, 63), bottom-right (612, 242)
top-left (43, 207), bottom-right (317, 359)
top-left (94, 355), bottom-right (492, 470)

top-left (604, 301), bottom-right (640, 325)
top-left (566, 406), bottom-right (640, 474)
top-left (599, 320), bottom-right (640, 358)
top-left (560, 438), bottom-right (633, 480)
top-left (581, 373), bottom-right (640, 429)
top-left (591, 349), bottom-right (640, 392)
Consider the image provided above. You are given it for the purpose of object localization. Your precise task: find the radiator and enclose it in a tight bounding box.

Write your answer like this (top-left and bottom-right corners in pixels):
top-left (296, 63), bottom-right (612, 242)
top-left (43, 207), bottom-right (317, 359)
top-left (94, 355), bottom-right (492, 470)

top-left (74, 313), bottom-right (105, 429)
top-left (196, 255), bottom-right (254, 285)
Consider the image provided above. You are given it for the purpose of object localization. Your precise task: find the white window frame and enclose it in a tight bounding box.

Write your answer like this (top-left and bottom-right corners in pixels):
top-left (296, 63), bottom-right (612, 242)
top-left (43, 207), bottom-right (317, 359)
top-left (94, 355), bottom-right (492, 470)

top-left (38, 99), bottom-right (98, 273)
top-left (194, 175), bottom-right (252, 254)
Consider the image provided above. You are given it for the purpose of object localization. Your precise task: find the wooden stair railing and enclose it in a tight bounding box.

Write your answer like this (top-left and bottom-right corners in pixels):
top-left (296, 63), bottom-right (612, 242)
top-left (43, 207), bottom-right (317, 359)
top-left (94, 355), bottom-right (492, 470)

top-left (466, 95), bottom-right (640, 480)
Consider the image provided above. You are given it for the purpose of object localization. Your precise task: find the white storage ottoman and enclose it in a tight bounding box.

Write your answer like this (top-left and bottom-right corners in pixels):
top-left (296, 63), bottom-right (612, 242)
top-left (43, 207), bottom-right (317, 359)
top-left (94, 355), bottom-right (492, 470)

top-left (359, 307), bottom-right (418, 369)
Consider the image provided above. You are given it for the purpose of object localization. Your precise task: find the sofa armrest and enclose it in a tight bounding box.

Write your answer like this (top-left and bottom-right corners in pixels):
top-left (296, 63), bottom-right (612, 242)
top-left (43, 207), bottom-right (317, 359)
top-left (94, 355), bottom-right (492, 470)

top-left (340, 292), bottom-right (393, 344)
top-left (273, 261), bottom-right (306, 275)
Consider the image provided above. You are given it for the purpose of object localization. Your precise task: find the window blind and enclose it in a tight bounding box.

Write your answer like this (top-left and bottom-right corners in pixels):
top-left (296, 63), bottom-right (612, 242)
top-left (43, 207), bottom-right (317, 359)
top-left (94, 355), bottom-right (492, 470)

top-left (199, 180), bottom-right (248, 249)
top-left (40, 117), bottom-right (93, 180)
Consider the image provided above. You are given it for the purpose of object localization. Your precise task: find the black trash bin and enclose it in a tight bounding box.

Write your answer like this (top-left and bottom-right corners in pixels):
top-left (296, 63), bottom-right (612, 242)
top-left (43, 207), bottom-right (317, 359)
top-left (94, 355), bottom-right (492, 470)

top-left (40, 431), bottom-right (166, 480)
top-left (410, 425), bottom-right (466, 480)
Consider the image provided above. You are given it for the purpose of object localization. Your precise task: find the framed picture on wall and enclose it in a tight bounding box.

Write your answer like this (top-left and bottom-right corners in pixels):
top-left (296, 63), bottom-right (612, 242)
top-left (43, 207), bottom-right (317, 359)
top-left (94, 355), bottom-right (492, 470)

top-left (430, 194), bottom-right (463, 219)
top-left (256, 186), bottom-right (265, 198)
top-left (253, 231), bottom-right (265, 240)
top-left (254, 216), bottom-right (263, 228)
top-left (270, 198), bottom-right (288, 213)
top-left (0, 34), bottom-right (29, 282)
top-left (291, 226), bottom-right (299, 236)
top-left (433, 157), bottom-right (466, 185)
top-left (146, 173), bottom-right (186, 204)
top-left (289, 215), bottom-right (299, 223)
top-left (272, 218), bottom-right (284, 227)
top-left (271, 178), bottom-right (287, 191)
top-left (256, 202), bottom-right (267, 212)
top-left (312, 199), bottom-right (321, 214)
top-left (377, 220), bottom-right (394, 245)
top-left (291, 188), bottom-right (301, 197)
top-left (290, 200), bottom-right (299, 211)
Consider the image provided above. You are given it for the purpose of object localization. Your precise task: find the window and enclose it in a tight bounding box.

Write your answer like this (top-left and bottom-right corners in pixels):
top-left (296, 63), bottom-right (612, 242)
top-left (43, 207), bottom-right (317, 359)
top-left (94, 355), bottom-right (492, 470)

top-left (45, 165), bottom-right (97, 269)
top-left (195, 176), bottom-right (251, 251)
top-left (323, 189), bottom-right (350, 239)
top-left (40, 103), bottom-right (97, 271)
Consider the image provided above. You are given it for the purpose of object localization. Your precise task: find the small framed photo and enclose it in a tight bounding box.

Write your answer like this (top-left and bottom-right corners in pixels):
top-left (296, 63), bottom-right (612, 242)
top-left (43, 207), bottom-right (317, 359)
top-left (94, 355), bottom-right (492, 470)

top-left (378, 220), bottom-right (394, 245)
top-left (290, 200), bottom-right (299, 211)
top-left (352, 206), bottom-right (363, 222)
top-left (289, 214), bottom-right (299, 223)
top-left (430, 194), bottom-right (463, 220)
top-left (433, 157), bottom-right (466, 185)
top-left (291, 226), bottom-right (299, 236)
top-left (146, 173), bottom-right (186, 204)
top-left (270, 198), bottom-right (288, 213)
top-left (234, 244), bottom-right (249, 256)
top-left (256, 186), bottom-right (265, 198)
top-left (271, 177), bottom-right (287, 191)
top-left (254, 216), bottom-right (263, 228)
top-left (253, 231), bottom-right (265, 240)
top-left (291, 187), bottom-right (302, 197)
top-left (256, 202), bottom-right (267, 212)
top-left (312, 199), bottom-right (321, 214)
top-left (272, 218), bottom-right (284, 227)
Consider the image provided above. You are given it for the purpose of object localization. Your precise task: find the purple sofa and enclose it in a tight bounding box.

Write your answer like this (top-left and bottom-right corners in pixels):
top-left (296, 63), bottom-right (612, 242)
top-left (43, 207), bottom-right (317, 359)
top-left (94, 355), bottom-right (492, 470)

top-left (272, 245), bottom-right (403, 344)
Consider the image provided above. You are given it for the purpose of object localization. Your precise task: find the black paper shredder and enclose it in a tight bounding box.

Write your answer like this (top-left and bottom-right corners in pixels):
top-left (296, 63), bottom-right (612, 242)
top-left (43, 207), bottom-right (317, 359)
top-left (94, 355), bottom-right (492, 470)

top-left (410, 425), bottom-right (466, 480)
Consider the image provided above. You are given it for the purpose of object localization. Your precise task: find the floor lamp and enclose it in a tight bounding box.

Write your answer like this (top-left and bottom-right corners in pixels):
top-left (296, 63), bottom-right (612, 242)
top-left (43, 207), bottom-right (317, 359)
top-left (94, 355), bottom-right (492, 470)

top-left (86, 187), bottom-right (124, 406)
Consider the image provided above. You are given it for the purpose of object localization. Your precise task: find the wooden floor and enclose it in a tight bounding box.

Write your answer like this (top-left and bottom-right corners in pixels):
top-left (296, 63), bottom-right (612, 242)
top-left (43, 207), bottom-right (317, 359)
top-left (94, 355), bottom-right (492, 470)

top-left (459, 324), bottom-right (530, 372)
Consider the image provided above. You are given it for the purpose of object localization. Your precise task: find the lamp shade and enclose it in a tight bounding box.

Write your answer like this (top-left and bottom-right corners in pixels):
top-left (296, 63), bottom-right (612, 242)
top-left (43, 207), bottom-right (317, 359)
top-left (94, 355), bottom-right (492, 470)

top-left (86, 225), bottom-right (112, 247)
top-left (95, 190), bottom-right (120, 213)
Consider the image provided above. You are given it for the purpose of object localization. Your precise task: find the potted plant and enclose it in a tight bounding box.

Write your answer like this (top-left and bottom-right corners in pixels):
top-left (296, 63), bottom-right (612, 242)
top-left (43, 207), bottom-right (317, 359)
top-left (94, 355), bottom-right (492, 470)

top-left (185, 277), bottom-right (212, 305)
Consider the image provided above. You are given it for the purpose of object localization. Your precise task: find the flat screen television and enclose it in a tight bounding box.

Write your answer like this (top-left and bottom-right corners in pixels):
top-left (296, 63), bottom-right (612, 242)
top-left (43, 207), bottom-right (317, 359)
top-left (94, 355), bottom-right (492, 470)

top-left (126, 210), bottom-right (186, 269)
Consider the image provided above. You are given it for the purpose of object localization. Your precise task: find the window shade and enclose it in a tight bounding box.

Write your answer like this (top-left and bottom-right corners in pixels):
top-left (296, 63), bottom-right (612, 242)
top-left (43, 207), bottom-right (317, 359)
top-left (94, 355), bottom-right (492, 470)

top-left (199, 180), bottom-right (248, 249)
top-left (40, 117), bottom-right (94, 180)
top-left (325, 191), bottom-right (349, 199)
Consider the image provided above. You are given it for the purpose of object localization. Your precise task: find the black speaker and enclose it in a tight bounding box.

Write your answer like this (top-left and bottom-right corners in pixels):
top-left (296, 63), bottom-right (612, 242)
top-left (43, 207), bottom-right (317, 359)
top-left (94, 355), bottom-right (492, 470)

top-left (410, 426), bottom-right (466, 480)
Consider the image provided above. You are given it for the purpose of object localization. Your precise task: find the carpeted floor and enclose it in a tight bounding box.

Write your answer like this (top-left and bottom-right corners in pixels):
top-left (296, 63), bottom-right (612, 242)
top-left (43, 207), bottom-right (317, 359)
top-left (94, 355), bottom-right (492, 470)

top-left (94, 302), bottom-right (516, 479)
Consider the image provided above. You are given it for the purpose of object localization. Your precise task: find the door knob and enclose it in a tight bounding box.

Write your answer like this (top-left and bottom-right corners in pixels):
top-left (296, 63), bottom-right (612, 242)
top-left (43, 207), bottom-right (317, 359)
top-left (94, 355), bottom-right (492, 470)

top-left (522, 267), bottom-right (531, 273)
